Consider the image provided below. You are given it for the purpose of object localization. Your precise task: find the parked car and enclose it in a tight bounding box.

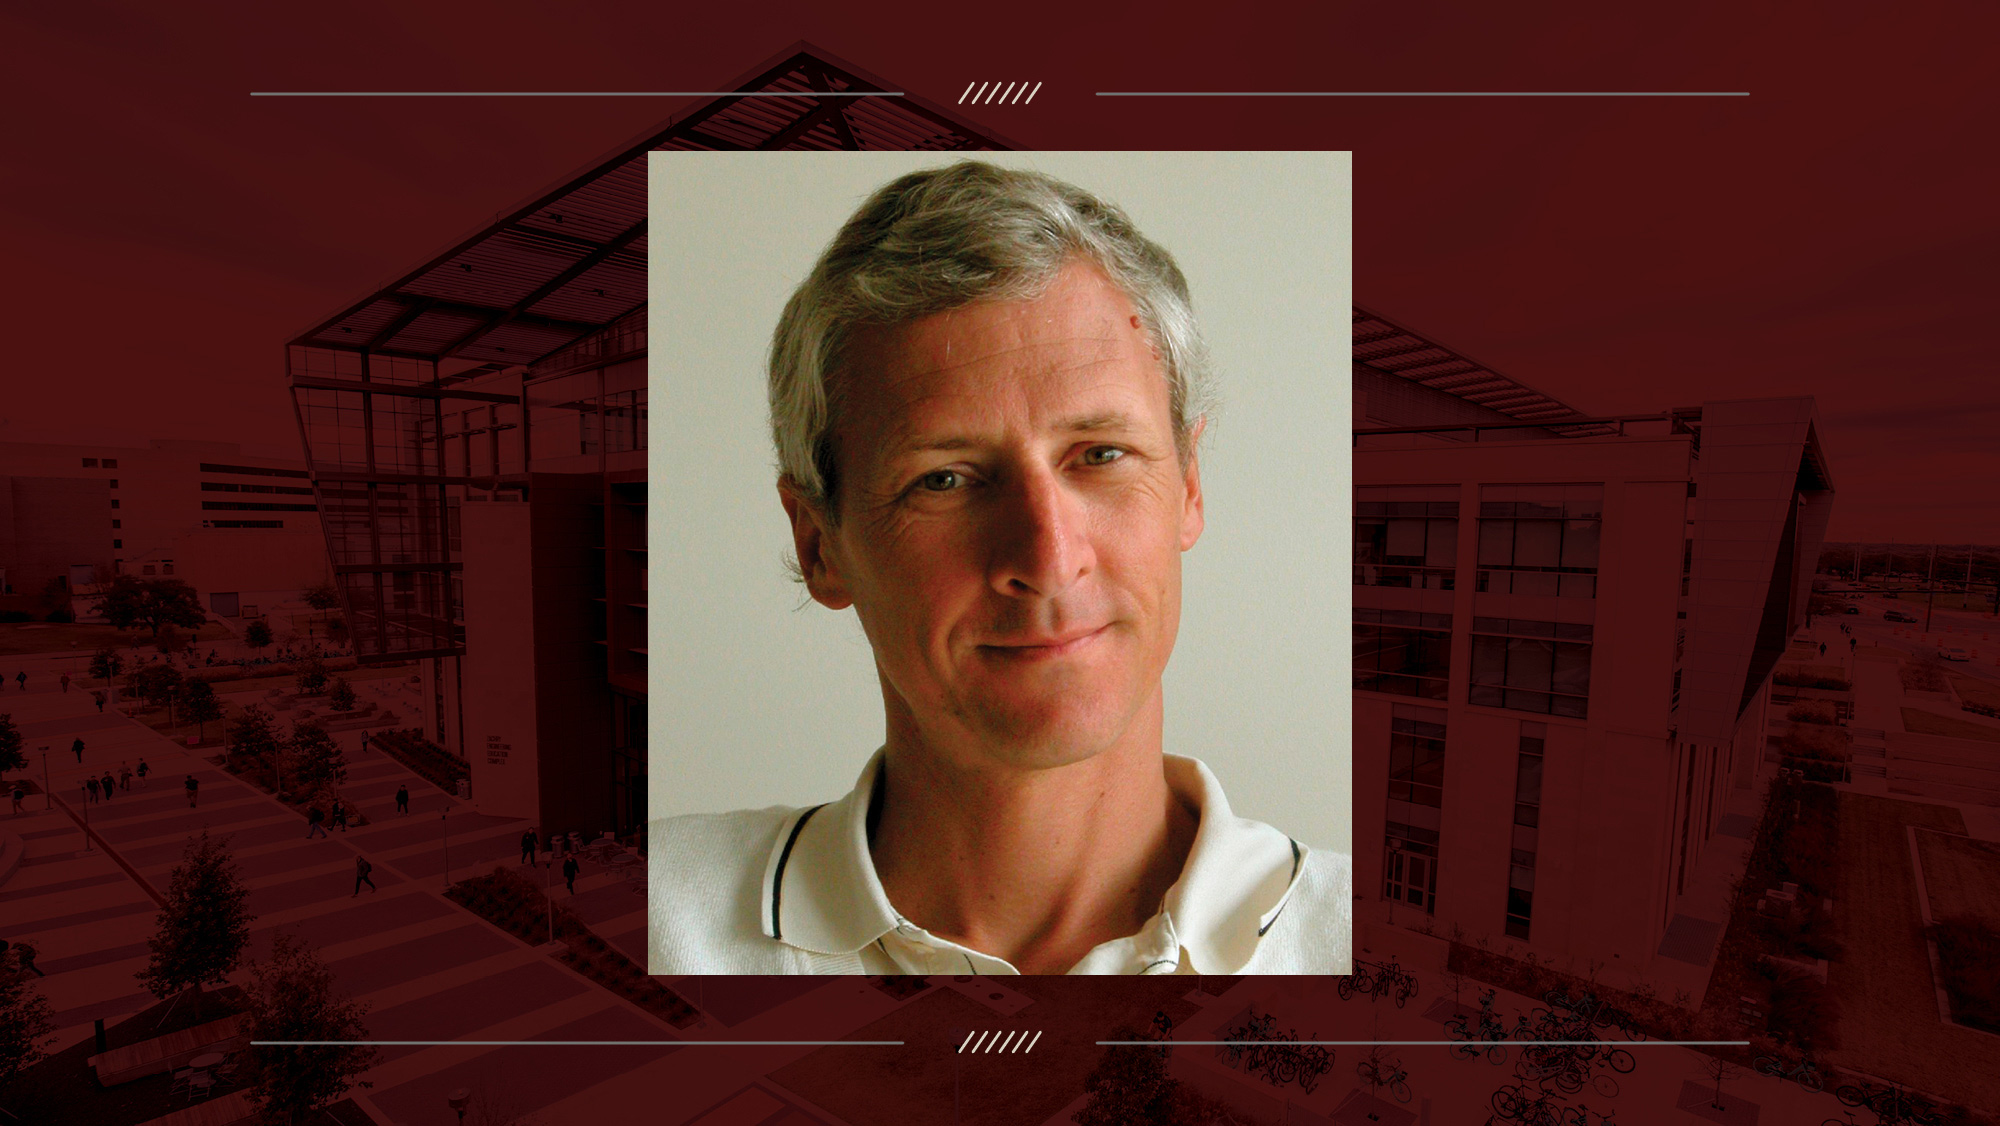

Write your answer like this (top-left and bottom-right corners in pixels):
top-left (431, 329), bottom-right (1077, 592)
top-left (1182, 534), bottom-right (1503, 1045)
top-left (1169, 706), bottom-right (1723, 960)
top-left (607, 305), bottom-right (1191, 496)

top-left (1885, 610), bottom-right (1918, 623)
top-left (1939, 646), bottom-right (1971, 662)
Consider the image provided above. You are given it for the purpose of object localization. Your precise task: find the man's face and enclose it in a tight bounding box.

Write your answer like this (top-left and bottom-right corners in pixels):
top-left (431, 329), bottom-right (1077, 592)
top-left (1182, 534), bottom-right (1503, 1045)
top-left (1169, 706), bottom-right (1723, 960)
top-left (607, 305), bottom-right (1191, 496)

top-left (783, 261), bottom-right (1205, 773)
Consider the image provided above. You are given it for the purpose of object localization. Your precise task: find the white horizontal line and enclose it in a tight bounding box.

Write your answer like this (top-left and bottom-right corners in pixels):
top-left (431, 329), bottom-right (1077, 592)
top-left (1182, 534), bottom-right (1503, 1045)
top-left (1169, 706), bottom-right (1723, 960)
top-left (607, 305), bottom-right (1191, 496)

top-left (1096, 1048), bottom-right (1752, 1056)
top-left (1099, 1039), bottom-right (1750, 1046)
top-left (1097, 91), bottom-right (1747, 97)
top-left (252, 1040), bottom-right (904, 1046)
top-left (249, 91), bottom-right (905, 98)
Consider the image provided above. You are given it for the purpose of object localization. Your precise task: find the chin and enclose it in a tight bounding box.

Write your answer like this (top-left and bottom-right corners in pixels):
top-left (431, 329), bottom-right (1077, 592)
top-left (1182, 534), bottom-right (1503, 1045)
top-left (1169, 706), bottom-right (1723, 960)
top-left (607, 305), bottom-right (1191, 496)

top-left (963, 698), bottom-right (1134, 771)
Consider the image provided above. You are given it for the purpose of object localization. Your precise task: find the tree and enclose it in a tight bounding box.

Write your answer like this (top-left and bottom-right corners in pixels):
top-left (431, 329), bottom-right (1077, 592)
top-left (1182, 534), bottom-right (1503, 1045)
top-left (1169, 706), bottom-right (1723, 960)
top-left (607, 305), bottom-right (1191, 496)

top-left (0, 961), bottom-right (57, 1089)
top-left (302, 581), bottom-right (340, 612)
top-left (1693, 1053), bottom-right (1743, 1111)
top-left (293, 656), bottom-right (329, 697)
top-left (239, 933), bottom-right (377, 1126)
top-left (156, 623), bottom-right (190, 655)
top-left (136, 831), bottom-right (251, 1020)
top-left (182, 680), bottom-right (224, 741)
top-left (229, 705), bottom-right (283, 771)
top-left (244, 619), bottom-right (274, 650)
top-left (0, 714), bottom-right (24, 779)
top-left (89, 645), bottom-right (123, 686)
top-left (324, 617), bottom-right (349, 645)
top-left (125, 664), bottom-right (183, 711)
top-left (287, 721), bottom-right (346, 790)
top-left (327, 676), bottom-right (356, 712)
top-left (1074, 1027), bottom-right (1178, 1126)
top-left (94, 575), bottom-right (206, 639)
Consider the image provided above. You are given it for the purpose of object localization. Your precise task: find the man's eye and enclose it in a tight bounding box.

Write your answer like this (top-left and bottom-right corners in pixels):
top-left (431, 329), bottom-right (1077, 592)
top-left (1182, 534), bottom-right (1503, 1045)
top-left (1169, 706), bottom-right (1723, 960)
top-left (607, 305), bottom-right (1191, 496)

top-left (1082, 446), bottom-right (1125, 466)
top-left (917, 469), bottom-right (963, 492)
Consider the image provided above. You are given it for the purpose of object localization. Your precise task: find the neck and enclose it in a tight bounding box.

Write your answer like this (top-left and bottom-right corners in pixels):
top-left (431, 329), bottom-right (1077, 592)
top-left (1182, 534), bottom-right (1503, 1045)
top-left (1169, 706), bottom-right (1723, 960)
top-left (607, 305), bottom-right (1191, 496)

top-left (867, 691), bottom-right (1198, 974)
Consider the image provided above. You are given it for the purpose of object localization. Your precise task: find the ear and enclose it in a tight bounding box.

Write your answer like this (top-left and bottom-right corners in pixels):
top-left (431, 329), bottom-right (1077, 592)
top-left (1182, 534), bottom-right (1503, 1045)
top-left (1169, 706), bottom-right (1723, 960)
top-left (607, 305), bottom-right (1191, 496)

top-left (779, 480), bottom-right (854, 610)
top-left (1179, 416), bottom-right (1207, 552)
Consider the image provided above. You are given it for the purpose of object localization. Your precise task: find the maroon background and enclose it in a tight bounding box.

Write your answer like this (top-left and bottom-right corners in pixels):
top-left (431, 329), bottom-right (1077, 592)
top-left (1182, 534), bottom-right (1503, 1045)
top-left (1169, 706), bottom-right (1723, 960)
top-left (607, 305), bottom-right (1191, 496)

top-left (3, 2), bottom-right (1995, 1124)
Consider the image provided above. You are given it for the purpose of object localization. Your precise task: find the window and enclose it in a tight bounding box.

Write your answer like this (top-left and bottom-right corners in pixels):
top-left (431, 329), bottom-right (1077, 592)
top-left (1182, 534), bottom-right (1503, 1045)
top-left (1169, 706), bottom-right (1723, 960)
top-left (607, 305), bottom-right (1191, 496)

top-left (110, 498), bottom-right (120, 509)
top-left (1354, 608), bottom-right (1453, 700)
top-left (108, 479), bottom-right (118, 489)
top-left (1355, 486), bottom-right (1458, 590)
top-left (102, 458), bottom-right (118, 469)
top-left (1506, 724), bottom-right (1545, 939)
top-left (142, 564), bottom-right (156, 576)
top-left (82, 457), bottom-right (98, 467)
top-left (1476, 484), bottom-right (1601, 597)
top-left (205, 519), bottom-right (283, 529)
top-left (198, 462), bottom-right (309, 479)
top-left (1385, 822), bottom-right (1440, 913)
top-left (112, 539), bottom-right (122, 549)
top-left (200, 501), bottom-right (317, 512)
top-left (1388, 707), bottom-right (1447, 807)
top-left (161, 561), bottom-right (175, 576)
top-left (111, 519), bottom-right (121, 529)
top-left (1470, 618), bottom-right (1592, 717)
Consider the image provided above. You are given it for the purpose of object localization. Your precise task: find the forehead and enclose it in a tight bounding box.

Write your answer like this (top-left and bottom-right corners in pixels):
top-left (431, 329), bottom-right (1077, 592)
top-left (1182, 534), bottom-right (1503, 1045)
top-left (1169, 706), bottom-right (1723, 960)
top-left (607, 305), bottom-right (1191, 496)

top-left (836, 263), bottom-right (1167, 435)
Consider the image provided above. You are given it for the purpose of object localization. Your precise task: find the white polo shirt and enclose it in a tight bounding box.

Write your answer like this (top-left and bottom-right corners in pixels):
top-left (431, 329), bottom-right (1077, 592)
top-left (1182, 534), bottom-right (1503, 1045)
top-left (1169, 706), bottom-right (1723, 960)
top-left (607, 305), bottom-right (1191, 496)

top-left (649, 749), bottom-right (1352, 975)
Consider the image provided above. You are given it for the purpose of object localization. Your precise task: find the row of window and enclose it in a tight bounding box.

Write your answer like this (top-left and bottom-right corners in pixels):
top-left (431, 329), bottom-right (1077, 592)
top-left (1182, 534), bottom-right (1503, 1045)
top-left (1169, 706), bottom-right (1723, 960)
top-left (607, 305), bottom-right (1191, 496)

top-left (1353, 611), bottom-right (1595, 718)
top-left (81, 457), bottom-right (119, 469)
top-left (1356, 484), bottom-right (1603, 597)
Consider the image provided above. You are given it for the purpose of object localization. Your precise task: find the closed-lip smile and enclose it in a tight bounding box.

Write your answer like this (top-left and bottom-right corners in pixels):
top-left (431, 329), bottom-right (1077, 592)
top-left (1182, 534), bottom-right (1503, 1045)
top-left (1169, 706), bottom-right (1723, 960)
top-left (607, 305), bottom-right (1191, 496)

top-left (980, 624), bottom-right (1109, 659)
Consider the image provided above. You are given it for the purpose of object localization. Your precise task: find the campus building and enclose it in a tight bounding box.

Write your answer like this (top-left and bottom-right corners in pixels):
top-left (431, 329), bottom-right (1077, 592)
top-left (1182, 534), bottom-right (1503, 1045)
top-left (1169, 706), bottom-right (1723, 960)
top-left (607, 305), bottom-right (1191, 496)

top-left (0, 438), bottom-right (328, 617)
top-left (1352, 305), bottom-right (1834, 979)
top-left (281, 45), bottom-right (1016, 837)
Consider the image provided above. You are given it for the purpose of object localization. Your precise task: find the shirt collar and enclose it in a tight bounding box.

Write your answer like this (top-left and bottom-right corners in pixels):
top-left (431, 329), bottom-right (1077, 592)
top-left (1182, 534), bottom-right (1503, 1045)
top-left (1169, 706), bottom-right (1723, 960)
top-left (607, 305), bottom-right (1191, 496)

top-left (759, 747), bottom-right (1307, 974)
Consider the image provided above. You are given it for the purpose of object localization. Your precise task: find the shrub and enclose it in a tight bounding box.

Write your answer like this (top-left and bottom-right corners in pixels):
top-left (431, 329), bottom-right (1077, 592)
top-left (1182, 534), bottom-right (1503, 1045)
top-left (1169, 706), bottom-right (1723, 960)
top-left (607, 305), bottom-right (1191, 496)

top-left (0, 610), bottom-right (30, 623)
top-left (1786, 700), bottom-right (1836, 725)
top-left (42, 608), bottom-right (72, 623)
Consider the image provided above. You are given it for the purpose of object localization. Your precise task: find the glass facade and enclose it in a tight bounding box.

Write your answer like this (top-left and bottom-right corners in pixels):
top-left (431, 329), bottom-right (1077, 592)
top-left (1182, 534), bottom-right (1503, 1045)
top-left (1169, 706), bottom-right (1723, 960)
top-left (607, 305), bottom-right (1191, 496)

top-left (1469, 617), bottom-right (1593, 717)
top-left (1354, 608), bottom-right (1453, 699)
top-left (1475, 484), bottom-right (1602, 598)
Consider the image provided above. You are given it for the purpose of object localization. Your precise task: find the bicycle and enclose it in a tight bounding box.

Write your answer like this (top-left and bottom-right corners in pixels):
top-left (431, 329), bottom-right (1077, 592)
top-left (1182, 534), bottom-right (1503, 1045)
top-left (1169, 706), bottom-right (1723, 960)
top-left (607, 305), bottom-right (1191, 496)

top-left (1356, 1051), bottom-right (1412, 1103)
top-left (1338, 962), bottom-right (1378, 1001)
top-left (1754, 1052), bottom-right (1823, 1093)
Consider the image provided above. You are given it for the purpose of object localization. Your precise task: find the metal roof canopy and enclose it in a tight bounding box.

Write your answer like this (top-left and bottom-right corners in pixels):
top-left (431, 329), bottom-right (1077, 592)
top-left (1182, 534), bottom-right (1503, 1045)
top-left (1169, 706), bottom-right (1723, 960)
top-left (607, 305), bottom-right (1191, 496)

top-left (1353, 305), bottom-right (1616, 437)
top-left (288, 41), bottom-right (1023, 375)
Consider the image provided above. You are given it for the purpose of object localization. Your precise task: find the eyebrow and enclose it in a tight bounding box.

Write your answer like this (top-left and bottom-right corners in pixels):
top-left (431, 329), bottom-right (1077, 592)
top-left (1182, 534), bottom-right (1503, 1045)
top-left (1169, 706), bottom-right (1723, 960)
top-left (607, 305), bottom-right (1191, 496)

top-left (890, 412), bottom-right (1142, 456)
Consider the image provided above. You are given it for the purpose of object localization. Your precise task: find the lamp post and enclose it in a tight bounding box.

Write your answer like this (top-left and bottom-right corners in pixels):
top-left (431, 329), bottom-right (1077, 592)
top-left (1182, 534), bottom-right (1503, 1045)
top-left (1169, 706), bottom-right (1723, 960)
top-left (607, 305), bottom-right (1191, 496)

top-left (40, 746), bottom-right (50, 811)
top-left (447, 1087), bottom-right (471, 1123)
top-left (442, 807), bottom-right (451, 889)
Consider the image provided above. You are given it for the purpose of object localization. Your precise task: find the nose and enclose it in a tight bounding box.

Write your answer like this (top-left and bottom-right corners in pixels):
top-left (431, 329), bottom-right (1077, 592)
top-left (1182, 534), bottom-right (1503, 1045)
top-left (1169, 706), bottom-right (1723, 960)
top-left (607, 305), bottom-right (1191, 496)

top-left (988, 463), bottom-right (1094, 599)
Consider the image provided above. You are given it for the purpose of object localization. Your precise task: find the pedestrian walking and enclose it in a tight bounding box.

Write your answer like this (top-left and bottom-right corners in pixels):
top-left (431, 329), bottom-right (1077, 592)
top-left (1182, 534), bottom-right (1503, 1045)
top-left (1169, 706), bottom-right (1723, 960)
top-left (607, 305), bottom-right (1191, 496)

top-left (99, 772), bottom-right (115, 802)
top-left (352, 855), bottom-right (377, 896)
top-left (1819, 642), bottom-right (1827, 657)
top-left (71, 737), bottom-right (85, 764)
top-left (520, 828), bottom-right (539, 866)
top-left (184, 775), bottom-right (199, 808)
top-left (59, 672), bottom-right (70, 693)
top-left (359, 732), bottom-right (370, 755)
top-left (91, 690), bottom-right (105, 713)
top-left (331, 800), bottom-right (349, 833)
top-left (305, 805), bottom-right (328, 839)
top-left (14, 671), bottom-right (24, 691)
top-left (136, 758), bottom-right (150, 788)
top-left (10, 783), bottom-right (25, 815)
top-left (14, 942), bottom-right (43, 977)
top-left (394, 784), bottom-right (409, 815)
top-left (562, 855), bottom-right (580, 894)
top-left (85, 776), bottom-right (100, 803)
top-left (118, 763), bottom-right (132, 791)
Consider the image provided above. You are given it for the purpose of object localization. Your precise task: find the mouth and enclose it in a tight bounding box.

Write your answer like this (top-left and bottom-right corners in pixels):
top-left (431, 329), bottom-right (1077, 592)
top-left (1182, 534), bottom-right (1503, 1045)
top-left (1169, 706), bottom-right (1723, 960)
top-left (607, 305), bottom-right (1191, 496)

top-left (978, 624), bottom-right (1111, 661)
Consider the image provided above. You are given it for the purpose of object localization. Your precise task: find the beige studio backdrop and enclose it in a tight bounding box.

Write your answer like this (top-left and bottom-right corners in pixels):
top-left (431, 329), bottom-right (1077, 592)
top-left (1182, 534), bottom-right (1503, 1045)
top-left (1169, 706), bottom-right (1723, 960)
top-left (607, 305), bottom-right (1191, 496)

top-left (646, 150), bottom-right (1352, 854)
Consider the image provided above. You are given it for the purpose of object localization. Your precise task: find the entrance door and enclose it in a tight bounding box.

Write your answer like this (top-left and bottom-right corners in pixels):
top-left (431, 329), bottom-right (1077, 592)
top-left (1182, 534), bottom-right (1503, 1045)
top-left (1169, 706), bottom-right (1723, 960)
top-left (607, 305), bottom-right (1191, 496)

top-left (1385, 845), bottom-right (1438, 913)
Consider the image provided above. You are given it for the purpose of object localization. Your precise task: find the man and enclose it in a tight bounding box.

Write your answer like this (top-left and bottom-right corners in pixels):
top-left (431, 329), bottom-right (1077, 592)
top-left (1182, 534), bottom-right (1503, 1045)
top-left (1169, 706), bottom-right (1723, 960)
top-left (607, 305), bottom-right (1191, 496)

top-left (306, 805), bottom-right (328, 839)
top-left (99, 771), bottom-right (115, 802)
top-left (650, 162), bottom-right (1350, 976)
top-left (135, 757), bottom-right (149, 788)
top-left (9, 783), bottom-right (24, 815)
top-left (184, 774), bottom-right (198, 808)
top-left (520, 828), bottom-right (539, 867)
top-left (71, 737), bottom-right (84, 764)
top-left (394, 783), bottom-right (409, 814)
top-left (562, 854), bottom-right (580, 895)
top-left (59, 672), bottom-right (70, 693)
top-left (352, 855), bottom-right (376, 897)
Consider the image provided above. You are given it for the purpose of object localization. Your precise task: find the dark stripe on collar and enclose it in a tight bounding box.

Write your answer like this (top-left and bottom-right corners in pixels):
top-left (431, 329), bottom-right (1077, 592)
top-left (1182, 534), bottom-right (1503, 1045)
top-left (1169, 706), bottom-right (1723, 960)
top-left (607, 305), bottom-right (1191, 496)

top-left (1257, 839), bottom-right (1304, 938)
top-left (770, 803), bottom-right (828, 942)
top-left (1140, 958), bottom-right (1179, 974)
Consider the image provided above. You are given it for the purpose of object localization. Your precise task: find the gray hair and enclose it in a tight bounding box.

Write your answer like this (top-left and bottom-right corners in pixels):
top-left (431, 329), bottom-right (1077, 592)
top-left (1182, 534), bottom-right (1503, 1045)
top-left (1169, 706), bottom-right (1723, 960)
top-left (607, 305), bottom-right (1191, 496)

top-left (768, 160), bottom-right (1215, 517)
